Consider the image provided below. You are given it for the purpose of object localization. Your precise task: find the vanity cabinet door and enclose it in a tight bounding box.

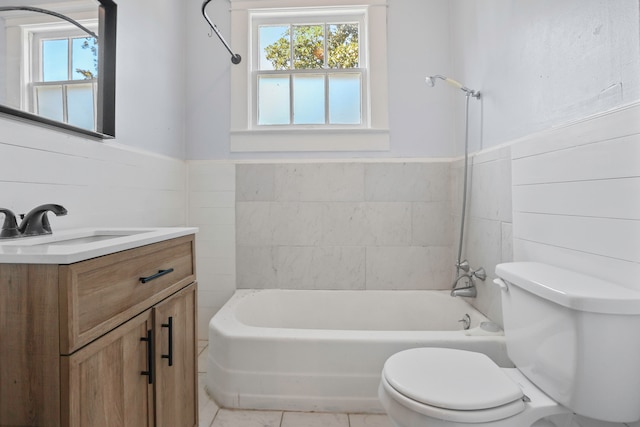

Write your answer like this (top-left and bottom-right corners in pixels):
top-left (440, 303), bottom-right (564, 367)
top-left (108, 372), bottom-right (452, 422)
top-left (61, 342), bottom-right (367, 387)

top-left (61, 310), bottom-right (155, 427)
top-left (154, 283), bottom-right (198, 427)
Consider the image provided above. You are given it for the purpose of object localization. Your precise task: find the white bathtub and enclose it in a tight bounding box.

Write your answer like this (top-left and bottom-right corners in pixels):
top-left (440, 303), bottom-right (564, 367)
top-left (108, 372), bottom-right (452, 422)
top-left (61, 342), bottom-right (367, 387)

top-left (207, 289), bottom-right (509, 413)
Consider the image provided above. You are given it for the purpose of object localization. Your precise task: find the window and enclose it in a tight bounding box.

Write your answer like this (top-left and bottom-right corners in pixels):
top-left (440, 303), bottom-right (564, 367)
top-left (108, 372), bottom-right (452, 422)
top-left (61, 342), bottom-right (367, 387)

top-left (254, 14), bottom-right (364, 127)
top-left (32, 29), bottom-right (98, 131)
top-left (229, 0), bottom-right (389, 152)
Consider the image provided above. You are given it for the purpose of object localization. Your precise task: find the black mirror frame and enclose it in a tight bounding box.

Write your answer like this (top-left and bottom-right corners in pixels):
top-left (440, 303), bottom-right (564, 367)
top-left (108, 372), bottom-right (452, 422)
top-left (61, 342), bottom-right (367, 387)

top-left (0, 0), bottom-right (117, 139)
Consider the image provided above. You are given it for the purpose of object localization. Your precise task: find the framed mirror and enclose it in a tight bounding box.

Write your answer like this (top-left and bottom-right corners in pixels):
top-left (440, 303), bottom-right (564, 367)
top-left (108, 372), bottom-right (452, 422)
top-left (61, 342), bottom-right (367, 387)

top-left (0, 0), bottom-right (116, 138)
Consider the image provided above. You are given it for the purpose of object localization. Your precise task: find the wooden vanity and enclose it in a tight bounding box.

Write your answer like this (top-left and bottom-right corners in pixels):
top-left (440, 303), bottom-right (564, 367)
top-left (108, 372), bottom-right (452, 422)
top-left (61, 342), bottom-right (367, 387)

top-left (0, 232), bottom-right (198, 427)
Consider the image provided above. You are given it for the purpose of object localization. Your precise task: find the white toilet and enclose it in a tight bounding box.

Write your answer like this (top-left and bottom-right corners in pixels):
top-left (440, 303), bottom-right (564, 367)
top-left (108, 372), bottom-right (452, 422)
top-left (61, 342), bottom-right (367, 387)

top-left (379, 262), bottom-right (640, 426)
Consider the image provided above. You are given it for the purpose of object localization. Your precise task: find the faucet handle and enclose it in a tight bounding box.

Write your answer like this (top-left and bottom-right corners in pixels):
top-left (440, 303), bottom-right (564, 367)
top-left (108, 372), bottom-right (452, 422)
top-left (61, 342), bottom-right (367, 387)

top-left (473, 267), bottom-right (487, 281)
top-left (456, 259), bottom-right (470, 273)
top-left (0, 208), bottom-right (21, 239)
top-left (19, 204), bottom-right (68, 236)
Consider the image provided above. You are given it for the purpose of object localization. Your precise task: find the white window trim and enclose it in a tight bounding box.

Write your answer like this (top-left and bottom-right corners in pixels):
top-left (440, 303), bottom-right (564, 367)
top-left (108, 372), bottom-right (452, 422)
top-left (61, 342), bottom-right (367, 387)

top-left (230, 0), bottom-right (389, 152)
top-left (251, 9), bottom-right (367, 129)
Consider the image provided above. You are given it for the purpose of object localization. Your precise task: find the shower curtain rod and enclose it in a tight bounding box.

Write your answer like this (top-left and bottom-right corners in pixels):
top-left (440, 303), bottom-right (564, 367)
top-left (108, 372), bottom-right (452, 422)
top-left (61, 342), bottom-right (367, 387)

top-left (0, 6), bottom-right (98, 39)
top-left (201, 0), bottom-right (241, 64)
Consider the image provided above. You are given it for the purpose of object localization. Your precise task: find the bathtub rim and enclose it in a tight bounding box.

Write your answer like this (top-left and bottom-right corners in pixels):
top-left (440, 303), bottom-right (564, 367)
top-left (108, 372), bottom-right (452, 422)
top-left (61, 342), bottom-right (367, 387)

top-left (209, 288), bottom-right (500, 339)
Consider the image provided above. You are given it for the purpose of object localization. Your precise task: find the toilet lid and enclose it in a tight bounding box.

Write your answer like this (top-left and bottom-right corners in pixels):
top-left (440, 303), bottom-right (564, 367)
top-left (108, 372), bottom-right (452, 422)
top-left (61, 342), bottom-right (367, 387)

top-left (383, 348), bottom-right (524, 411)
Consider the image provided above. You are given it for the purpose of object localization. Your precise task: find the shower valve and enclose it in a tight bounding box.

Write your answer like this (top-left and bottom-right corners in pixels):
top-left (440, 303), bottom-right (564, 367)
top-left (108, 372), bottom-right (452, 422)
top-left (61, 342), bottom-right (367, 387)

top-left (472, 267), bottom-right (487, 281)
top-left (456, 260), bottom-right (470, 273)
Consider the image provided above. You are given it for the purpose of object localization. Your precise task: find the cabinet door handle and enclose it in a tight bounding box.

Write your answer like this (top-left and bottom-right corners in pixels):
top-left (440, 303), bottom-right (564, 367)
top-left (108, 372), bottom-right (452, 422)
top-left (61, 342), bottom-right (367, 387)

top-left (161, 316), bottom-right (174, 367)
top-left (139, 268), bottom-right (174, 284)
top-left (140, 329), bottom-right (154, 384)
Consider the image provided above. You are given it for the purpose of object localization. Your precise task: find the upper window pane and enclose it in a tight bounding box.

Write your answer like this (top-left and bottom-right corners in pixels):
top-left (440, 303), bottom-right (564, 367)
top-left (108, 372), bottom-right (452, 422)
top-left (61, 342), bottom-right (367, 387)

top-left (72, 37), bottom-right (98, 80)
top-left (293, 25), bottom-right (324, 69)
top-left (42, 39), bottom-right (68, 82)
top-left (260, 25), bottom-right (290, 70)
top-left (327, 23), bottom-right (359, 69)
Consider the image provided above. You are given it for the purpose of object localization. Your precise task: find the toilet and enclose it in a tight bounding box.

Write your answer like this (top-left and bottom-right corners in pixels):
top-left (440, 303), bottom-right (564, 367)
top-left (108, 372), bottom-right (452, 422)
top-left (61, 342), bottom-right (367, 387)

top-left (379, 262), bottom-right (640, 427)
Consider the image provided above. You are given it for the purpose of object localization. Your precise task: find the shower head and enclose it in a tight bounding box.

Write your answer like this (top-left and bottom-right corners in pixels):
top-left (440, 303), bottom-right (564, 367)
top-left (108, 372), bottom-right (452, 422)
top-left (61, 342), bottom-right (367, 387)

top-left (425, 76), bottom-right (436, 87)
top-left (425, 75), bottom-right (462, 88)
top-left (426, 75), bottom-right (480, 98)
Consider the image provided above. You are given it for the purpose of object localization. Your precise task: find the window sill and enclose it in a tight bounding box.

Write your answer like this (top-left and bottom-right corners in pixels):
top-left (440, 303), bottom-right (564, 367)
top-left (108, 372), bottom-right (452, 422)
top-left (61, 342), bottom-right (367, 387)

top-left (229, 128), bottom-right (390, 152)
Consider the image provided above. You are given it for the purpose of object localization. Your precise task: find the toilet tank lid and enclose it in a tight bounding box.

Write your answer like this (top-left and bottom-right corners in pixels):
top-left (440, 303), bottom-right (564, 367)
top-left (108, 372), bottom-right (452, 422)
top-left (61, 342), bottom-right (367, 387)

top-left (496, 262), bottom-right (640, 315)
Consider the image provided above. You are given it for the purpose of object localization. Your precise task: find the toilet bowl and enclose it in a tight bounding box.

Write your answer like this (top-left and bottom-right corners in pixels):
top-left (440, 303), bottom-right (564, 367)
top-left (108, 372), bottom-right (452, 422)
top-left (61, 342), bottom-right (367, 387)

top-left (379, 348), bottom-right (572, 427)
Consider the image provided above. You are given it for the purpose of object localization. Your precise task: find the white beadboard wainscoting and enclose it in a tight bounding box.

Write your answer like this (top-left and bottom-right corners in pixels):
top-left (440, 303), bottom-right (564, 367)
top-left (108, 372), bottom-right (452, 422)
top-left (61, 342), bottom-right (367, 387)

top-left (0, 119), bottom-right (187, 230)
top-left (187, 161), bottom-right (237, 339)
top-left (511, 102), bottom-right (640, 291)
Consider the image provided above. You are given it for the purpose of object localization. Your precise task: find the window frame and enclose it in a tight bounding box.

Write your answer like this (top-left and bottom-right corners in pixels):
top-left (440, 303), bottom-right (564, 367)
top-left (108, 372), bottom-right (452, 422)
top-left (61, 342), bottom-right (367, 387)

top-left (30, 27), bottom-right (99, 130)
top-left (229, 0), bottom-right (389, 153)
top-left (251, 10), bottom-right (367, 129)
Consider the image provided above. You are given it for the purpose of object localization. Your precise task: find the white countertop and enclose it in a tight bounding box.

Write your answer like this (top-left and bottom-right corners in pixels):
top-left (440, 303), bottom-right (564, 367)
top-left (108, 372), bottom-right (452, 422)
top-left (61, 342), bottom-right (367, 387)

top-left (0, 227), bottom-right (198, 264)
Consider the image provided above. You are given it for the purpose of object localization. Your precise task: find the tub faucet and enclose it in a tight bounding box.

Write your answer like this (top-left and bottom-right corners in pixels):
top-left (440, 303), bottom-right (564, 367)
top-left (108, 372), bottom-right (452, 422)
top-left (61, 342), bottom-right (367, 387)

top-left (450, 267), bottom-right (486, 298)
top-left (18, 204), bottom-right (68, 237)
top-left (451, 274), bottom-right (477, 298)
top-left (0, 208), bottom-right (20, 239)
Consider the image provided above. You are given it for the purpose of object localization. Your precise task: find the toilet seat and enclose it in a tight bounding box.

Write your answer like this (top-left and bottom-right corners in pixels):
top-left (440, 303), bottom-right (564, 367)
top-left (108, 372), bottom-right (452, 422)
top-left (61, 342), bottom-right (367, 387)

top-left (382, 348), bottom-right (526, 423)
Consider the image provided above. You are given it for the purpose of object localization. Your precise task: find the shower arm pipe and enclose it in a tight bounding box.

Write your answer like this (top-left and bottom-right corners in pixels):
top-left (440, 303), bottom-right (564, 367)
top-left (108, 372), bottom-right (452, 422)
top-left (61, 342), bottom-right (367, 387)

top-left (456, 92), bottom-right (472, 277)
top-left (425, 74), bottom-right (480, 278)
top-left (201, 0), bottom-right (242, 65)
top-left (427, 75), bottom-right (480, 99)
top-left (0, 6), bottom-right (98, 39)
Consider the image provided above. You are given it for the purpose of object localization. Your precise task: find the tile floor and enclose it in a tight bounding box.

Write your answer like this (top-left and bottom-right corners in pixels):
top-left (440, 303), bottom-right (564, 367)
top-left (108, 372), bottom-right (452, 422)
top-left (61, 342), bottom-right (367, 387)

top-left (196, 341), bottom-right (640, 427)
top-left (197, 341), bottom-right (393, 427)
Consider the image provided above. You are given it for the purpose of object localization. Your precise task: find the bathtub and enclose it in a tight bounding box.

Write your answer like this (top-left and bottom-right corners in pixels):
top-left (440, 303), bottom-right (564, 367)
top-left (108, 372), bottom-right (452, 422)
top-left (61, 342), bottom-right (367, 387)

top-left (207, 289), bottom-right (509, 413)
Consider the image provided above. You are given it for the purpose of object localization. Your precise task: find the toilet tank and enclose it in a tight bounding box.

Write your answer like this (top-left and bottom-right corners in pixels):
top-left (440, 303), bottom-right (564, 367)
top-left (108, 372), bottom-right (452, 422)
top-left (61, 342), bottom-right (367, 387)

top-left (496, 262), bottom-right (640, 423)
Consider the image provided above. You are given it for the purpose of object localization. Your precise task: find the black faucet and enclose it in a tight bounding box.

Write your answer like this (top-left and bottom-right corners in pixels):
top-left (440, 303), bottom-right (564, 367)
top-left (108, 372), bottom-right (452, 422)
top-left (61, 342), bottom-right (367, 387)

top-left (18, 204), bottom-right (68, 237)
top-left (0, 208), bottom-right (21, 239)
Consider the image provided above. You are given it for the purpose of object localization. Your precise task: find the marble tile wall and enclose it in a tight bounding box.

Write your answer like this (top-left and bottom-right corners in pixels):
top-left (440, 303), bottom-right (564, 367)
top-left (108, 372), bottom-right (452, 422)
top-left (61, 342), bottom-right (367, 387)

top-left (450, 146), bottom-right (513, 326)
top-left (235, 162), bottom-right (455, 291)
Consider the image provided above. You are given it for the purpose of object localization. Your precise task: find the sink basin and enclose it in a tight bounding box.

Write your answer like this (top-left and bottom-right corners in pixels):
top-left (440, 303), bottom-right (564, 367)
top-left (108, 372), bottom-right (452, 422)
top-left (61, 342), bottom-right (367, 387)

top-left (30, 230), bottom-right (148, 246)
top-left (3, 229), bottom-right (150, 247)
top-left (43, 235), bottom-right (131, 246)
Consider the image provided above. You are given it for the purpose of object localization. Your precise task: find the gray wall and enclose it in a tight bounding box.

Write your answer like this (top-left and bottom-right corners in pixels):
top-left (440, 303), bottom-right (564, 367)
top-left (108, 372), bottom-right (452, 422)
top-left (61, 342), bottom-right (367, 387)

top-left (450, 0), bottom-right (640, 154)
